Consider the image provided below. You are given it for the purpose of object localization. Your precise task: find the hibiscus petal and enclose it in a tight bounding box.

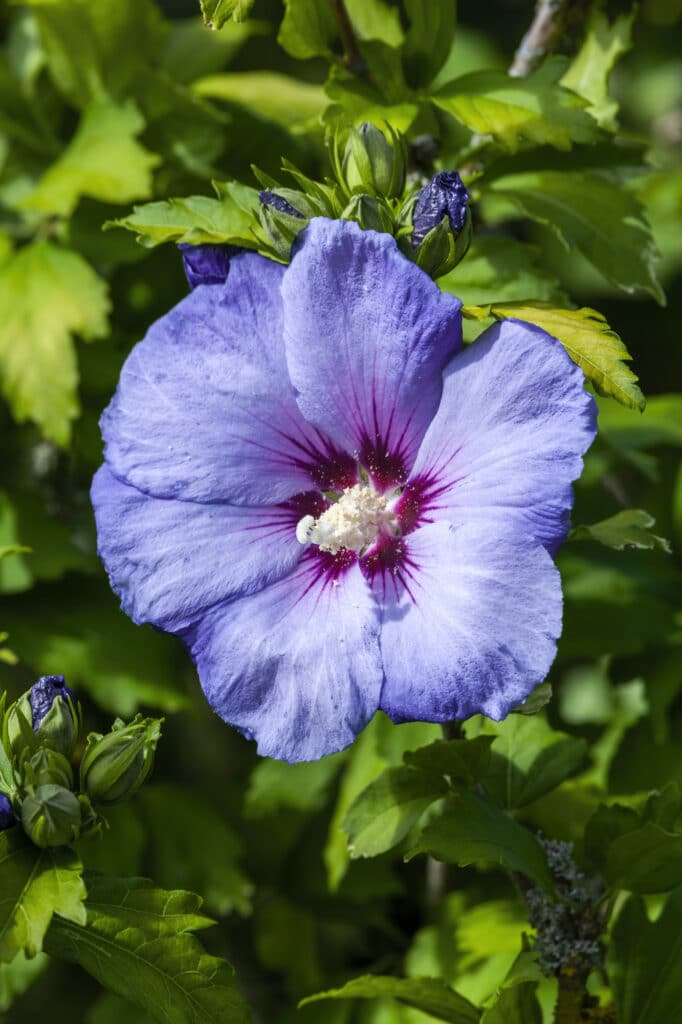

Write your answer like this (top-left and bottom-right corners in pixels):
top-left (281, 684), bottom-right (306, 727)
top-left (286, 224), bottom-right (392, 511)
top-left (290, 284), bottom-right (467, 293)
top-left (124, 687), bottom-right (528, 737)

top-left (102, 251), bottom-right (344, 505)
top-left (282, 218), bottom-right (462, 487)
top-left (406, 319), bottom-right (597, 552)
top-left (91, 466), bottom-right (309, 632)
top-left (185, 556), bottom-right (383, 762)
top-left (374, 520), bottom-right (562, 723)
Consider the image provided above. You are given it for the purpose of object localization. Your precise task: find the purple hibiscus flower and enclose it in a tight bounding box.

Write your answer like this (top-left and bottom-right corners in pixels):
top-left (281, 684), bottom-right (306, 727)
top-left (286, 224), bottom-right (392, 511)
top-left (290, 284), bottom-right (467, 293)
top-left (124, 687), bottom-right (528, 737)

top-left (92, 218), bottom-right (596, 763)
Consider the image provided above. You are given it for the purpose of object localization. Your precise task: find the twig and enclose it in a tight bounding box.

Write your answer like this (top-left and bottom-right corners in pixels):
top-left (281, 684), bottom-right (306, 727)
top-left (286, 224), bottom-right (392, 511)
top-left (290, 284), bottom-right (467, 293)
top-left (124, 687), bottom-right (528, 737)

top-left (509, 0), bottom-right (572, 78)
top-left (330, 0), bottom-right (364, 71)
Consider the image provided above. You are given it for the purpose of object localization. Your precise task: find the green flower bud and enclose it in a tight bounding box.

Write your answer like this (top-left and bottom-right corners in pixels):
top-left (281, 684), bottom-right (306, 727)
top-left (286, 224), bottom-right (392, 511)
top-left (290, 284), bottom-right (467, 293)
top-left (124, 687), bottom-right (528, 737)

top-left (24, 748), bottom-right (74, 790)
top-left (337, 123), bottom-right (406, 199)
top-left (21, 784), bottom-right (82, 848)
top-left (35, 693), bottom-right (80, 757)
top-left (80, 715), bottom-right (162, 805)
top-left (340, 194), bottom-right (394, 234)
top-left (4, 695), bottom-right (39, 760)
top-left (398, 204), bottom-right (473, 279)
top-left (3, 676), bottom-right (80, 760)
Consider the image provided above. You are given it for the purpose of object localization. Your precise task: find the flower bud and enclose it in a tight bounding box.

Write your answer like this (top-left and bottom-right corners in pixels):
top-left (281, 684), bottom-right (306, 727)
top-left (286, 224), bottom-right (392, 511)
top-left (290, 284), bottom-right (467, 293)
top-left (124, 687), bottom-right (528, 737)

top-left (258, 190), bottom-right (305, 220)
top-left (24, 747), bottom-right (74, 790)
top-left (339, 123), bottom-right (406, 199)
top-left (178, 244), bottom-right (233, 290)
top-left (80, 715), bottom-right (162, 805)
top-left (0, 791), bottom-right (16, 830)
top-left (30, 676), bottom-right (80, 757)
top-left (411, 171), bottom-right (470, 248)
top-left (21, 784), bottom-right (82, 848)
top-left (340, 194), bottom-right (394, 234)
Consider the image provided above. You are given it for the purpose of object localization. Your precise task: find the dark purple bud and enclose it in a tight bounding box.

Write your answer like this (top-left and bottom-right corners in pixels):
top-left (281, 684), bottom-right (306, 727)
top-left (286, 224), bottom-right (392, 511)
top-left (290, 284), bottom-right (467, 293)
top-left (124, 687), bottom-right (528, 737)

top-left (29, 675), bottom-right (74, 730)
top-left (0, 792), bottom-right (16, 830)
top-left (412, 171), bottom-right (470, 248)
top-left (178, 244), bottom-right (234, 290)
top-left (258, 190), bottom-right (305, 219)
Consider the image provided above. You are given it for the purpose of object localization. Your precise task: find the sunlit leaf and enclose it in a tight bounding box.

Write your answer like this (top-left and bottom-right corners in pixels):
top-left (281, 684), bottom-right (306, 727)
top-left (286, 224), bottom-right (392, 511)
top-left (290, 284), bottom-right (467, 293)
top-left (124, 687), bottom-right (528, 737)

top-left (434, 59), bottom-right (599, 152)
top-left (561, 5), bottom-right (635, 130)
top-left (466, 302), bottom-right (645, 411)
top-left (44, 876), bottom-right (251, 1024)
top-left (200, 0), bottom-right (255, 29)
top-left (0, 241), bottom-right (109, 446)
top-left (22, 96), bottom-right (159, 216)
top-left (343, 767), bottom-right (447, 858)
top-left (301, 975), bottom-right (480, 1024)
top-left (0, 829), bottom-right (86, 964)
top-left (570, 510), bottom-right (671, 553)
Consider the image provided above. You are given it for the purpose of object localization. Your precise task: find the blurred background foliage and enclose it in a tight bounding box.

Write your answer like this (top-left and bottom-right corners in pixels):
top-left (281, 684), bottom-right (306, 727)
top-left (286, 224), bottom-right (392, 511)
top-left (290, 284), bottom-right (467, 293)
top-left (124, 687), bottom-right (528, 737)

top-left (0, 0), bottom-right (680, 1021)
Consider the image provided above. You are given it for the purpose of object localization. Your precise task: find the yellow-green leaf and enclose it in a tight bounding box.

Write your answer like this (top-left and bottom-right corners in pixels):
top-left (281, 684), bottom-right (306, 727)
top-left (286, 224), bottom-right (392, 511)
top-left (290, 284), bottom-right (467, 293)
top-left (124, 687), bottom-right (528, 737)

top-left (433, 58), bottom-right (599, 153)
top-left (0, 241), bottom-right (109, 445)
top-left (200, 0), bottom-right (255, 29)
top-left (469, 302), bottom-right (645, 411)
top-left (0, 830), bottom-right (86, 964)
top-left (561, 5), bottom-right (635, 130)
top-left (22, 96), bottom-right (159, 217)
top-left (193, 71), bottom-right (326, 128)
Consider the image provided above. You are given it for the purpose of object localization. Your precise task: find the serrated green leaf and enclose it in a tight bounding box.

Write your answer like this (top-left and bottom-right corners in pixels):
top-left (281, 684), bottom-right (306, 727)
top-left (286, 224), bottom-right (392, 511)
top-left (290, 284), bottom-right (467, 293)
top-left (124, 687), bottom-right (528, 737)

top-left (278, 0), bottom-right (337, 60)
top-left (44, 876), bottom-right (251, 1024)
top-left (343, 767), bottom-right (447, 858)
top-left (608, 886), bottom-right (682, 1024)
top-left (488, 171), bottom-right (664, 302)
top-left (0, 829), bottom-right (86, 963)
top-left (474, 302), bottom-right (645, 411)
top-left (200, 0), bottom-right (255, 29)
top-left (0, 241), bottom-right (109, 446)
top-left (561, 4), bottom-right (635, 130)
top-left (434, 59), bottom-right (599, 153)
top-left (570, 509), bottom-right (671, 553)
top-left (300, 975), bottom-right (480, 1024)
top-left (109, 182), bottom-right (260, 249)
top-left (22, 96), bottom-right (159, 217)
top-left (407, 792), bottom-right (553, 890)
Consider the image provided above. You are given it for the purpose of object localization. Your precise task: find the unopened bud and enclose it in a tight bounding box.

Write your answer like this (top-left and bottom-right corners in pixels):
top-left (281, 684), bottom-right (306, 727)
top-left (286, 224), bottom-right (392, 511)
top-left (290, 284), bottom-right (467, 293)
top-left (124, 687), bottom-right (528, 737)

top-left (339, 123), bottom-right (406, 199)
top-left (0, 792), bottom-right (16, 830)
top-left (411, 171), bottom-right (470, 248)
top-left (80, 715), bottom-right (162, 805)
top-left (21, 784), bottom-right (82, 848)
top-left (24, 747), bottom-right (74, 790)
top-left (178, 244), bottom-right (233, 289)
top-left (258, 190), bottom-right (305, 219)
top-left (30, 676), bottom-right (80, 757)
top-left (340, 194), bottom-right (394, 234)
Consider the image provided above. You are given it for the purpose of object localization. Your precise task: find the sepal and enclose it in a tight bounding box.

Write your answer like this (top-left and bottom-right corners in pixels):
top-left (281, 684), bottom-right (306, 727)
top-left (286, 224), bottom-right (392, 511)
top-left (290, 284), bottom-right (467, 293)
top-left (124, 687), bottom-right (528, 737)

top-left (20, 784), bottom-right (82, 848)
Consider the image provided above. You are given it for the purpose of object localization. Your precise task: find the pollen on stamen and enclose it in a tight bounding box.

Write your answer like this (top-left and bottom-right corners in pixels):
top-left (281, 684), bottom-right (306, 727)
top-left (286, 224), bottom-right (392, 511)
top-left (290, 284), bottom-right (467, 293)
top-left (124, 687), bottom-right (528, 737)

top-left (296, 484), bottom-right (398, 555)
